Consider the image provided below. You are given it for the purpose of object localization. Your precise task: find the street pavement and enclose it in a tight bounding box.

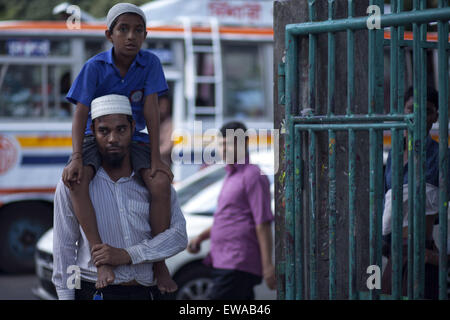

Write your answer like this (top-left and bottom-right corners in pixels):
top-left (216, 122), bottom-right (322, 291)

top-left (0, 271), bottom-right (39, 300)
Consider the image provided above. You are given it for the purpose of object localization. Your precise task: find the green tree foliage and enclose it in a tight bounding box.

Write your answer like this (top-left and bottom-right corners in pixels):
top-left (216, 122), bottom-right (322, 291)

top-left (0, 0), bottom-right (152, 21)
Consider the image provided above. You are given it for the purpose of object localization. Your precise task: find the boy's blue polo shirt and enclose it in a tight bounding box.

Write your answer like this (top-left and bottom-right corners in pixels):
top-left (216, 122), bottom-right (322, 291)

top-left (66, 48), bottom-right (168, 143)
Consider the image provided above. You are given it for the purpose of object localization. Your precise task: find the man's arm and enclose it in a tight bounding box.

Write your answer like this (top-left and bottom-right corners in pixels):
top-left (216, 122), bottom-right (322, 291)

top-left (187, 226), bottom-right (212, 253)
top-left (52, 180), bottom-right (81, 300)
top-left (92, 186), bottom-right (187, 266)
top-left (244, 168), bottom-right (276, 289)
top-left (255, 222), bottom-right (276, 290)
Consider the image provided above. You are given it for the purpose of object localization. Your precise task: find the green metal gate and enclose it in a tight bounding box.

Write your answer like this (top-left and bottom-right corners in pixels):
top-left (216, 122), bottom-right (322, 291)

top-left (280, 0), bottom-right (450, 300)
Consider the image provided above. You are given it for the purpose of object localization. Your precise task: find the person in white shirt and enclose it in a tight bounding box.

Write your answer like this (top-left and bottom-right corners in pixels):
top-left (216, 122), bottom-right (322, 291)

top-left (52, 94), bottom-right (187, 300)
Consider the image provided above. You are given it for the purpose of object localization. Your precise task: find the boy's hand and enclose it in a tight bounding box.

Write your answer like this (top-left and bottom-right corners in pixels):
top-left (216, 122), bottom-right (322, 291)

top-left (151, 159), bottom-right (173, 182)
top-left (62, 157), bottom-right (83, 190)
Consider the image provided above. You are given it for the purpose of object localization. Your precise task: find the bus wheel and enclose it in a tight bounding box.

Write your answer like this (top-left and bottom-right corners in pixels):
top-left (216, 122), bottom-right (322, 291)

top-left (0, 202), bottom-right (53, 273)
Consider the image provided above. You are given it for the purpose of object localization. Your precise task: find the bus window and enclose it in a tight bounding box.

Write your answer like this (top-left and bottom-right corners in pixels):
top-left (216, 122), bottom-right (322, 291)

top-left (147, 41), bottom-right (175, 66)
top-left (222, 44), bottom-right (268, 120)
top-left (0, 64), bottom-right (72, 119)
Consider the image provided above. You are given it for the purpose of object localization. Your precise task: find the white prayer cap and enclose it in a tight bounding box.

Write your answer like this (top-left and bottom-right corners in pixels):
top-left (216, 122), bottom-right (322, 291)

top-left (91, 94), bottom-right (132, 120)
top-left (106, 3), bottom-right (147, 30)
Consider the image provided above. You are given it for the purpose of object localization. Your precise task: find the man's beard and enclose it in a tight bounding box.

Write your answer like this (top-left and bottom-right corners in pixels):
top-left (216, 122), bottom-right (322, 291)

top-left (103, 152), bottom-right (126, 168)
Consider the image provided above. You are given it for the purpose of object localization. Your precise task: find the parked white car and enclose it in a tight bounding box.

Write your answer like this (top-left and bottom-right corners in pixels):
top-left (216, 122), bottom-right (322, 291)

top-left (33, 150), bottom-right (276, 300)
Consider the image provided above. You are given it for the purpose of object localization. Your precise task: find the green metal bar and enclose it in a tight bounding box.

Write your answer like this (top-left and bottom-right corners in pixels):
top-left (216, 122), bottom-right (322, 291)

top-left (285, 115), bottom-right (295, 300)
top-left (390, 0), bottom-right (399, 115)
top-left (284, 28), bottom-right (297, 300)
top-left (295, 123), bottom-right (409, 131)
top-left (390, 0), bottom-right (401, 300)
top-left (294, 127), bottom-right (304, 300)
top-left (368, 10), bottom-right (375, 117)
top-left (437, 0), bottom-right (449, 300)
top-left (347, 0), bottom-right (354, 116)
top-left (407, 128), bottom-right (415, 299)
top-left (328, 0), bottom-right (336, 298)
top-left (412, 0), bottom-right (426, 300)
top-left (285, 30), bottom-right (297, 117)
top-left (308, 130), bottom-right (317, 299)
top-left (398, 0), bottom-right (406, 116)
top-left (279, 55), bottom-right (288, 302)
top-left (347, 0), bottom-right (356, 300)
top-left (384, 39), bottom-right (448, 50)
top-left (327, 0), bottom-right (335, 116)
top-left (391, 127), bottom-right (404, 299)
top-left (348, 128), bottom-right (357, 300)
top-left (418, 0), bottom-right (428, 301)
top-left (286, 7), bottom-right (450, 36)
top-left (328, 129), bottom-right (336, 299)
top-left (285, 120), bottom-right (295, 300)
top-left (369, 127), bottom-right (376, 300)
top-left (292, 114), bottom-right (414, 124)
top-left (374, 2), bottom-right (385, 280)
top-left (308, 0), bottom-right (316, 114)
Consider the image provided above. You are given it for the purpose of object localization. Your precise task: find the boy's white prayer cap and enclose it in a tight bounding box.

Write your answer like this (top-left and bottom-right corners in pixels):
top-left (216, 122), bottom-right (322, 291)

top-left (106, 3), bottom-right (147, 29)
top-left (91, 94), bottom-right (133, 120)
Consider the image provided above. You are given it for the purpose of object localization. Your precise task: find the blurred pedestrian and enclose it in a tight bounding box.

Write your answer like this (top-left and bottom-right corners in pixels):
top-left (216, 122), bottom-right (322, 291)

top-left (187, 121), bottom-right (276, 300)
top-left (381, 86), bottom-right (449, 299)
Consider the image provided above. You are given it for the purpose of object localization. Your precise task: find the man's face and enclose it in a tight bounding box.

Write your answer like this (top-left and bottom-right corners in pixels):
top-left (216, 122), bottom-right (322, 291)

top-left (93, 114), bottom-right (134, 168)
top-left (106, 13), bottom-right (147, 58)
top-left (404, 96), bottom-right (438, 133)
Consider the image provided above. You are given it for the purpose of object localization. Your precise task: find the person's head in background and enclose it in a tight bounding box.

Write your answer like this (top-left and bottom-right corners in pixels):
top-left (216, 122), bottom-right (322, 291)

top-left (219, 121), bottom-right (249, 164)
top-left (404, 86), bottom-right (439, 135)
top-left (105, 3), bottom-right (147, 59)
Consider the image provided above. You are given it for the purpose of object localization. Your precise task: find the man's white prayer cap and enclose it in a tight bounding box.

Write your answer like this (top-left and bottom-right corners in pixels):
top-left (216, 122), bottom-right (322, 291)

top-left (91, 94), bottom-right (133, 120)
top-left (106, 3), bottom-right (147, 30)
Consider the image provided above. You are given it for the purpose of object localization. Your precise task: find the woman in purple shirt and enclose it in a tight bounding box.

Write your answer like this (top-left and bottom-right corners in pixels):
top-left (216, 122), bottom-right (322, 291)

top-left (187, 121), bottom-right (276, 300)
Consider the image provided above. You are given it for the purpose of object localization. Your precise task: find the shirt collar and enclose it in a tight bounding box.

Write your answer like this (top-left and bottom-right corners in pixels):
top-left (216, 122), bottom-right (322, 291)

top-left (96, 167), bottom-right (136, 183)
top-left (99, 47), bottom-right (147, 67)
top-left (225, 155), bottom-right (250, 174)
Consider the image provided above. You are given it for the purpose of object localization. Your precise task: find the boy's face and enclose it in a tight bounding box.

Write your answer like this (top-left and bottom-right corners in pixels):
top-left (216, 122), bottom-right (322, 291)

top-left (106, 13), bottom-right (147, 58)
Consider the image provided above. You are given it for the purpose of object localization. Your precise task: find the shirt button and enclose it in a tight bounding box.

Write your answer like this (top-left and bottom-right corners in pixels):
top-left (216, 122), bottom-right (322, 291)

top-left (121, 79), bottom-right (125, 83)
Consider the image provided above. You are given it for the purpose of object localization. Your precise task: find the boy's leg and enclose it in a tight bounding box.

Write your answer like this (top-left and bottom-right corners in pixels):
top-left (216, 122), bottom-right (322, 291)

top-left (69, 165), bottom-right (115, 289)
top-left (141, 168), bottom-right (177, 293)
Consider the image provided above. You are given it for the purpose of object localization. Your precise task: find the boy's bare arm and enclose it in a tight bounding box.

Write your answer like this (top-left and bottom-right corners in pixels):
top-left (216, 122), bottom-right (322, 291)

top-left (72, 102), bottom-right (90, 154)
top-left (143, 94), bottom-right (173, 180)
top-left (62, 103), bottom-right (90, 187)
